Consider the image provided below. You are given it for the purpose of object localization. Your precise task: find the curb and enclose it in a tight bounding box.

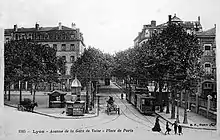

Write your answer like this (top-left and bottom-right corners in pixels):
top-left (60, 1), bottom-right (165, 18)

top-left (4, 103), bottom-right (99, 120)
top-left (155, 112), bottom-right (217, 131)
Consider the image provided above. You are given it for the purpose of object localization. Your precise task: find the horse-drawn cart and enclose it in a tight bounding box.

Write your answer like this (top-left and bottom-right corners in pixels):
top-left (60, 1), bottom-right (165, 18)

top-left (106, 102), bottom-right (120, 115)
top-left (17, 98), bottom-right (38, 112)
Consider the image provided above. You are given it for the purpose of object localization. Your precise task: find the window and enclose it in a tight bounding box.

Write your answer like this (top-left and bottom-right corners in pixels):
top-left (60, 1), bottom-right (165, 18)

top-left (62, 56), bottom-right (66, 62)
top-left (203, 44), bottom-right (212, 56)
top-left (204, 83), bottom-right (212, 89)
top-left (15, 34), bottom-right (18, 40)
top-left (204, 62), bottom-right (212, 74)
top-left (70, 56), bottom-right (75, 62)
top-left (71, 34), bottom-right (75, 39)
top-left (70, 44), bottom-right (75, 51)
top-left (205, 45), bottom-right (211, 50)
top-left (28, 34), bottom-right (32, 39)
top-left (53, 44), bottom-right (57, 51)
top-left (61, 44), bottom-right (66, 51)
top-left (186, 29), bottom-right (191, 34)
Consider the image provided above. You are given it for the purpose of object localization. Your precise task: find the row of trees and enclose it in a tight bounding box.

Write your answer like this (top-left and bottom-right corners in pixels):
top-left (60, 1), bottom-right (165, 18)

top-left (70, 46), bottom-right (114, 112)
top-left (5, 39), bottom-right (66, 103)
top-left (112, 23), bottom-right (203, 122)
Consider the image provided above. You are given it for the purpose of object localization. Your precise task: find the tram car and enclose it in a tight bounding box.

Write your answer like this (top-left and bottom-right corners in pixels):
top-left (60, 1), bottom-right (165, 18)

top-left (126, 86), bottom-right (156, 115)
top-left (136, 94), bottom-right (156, 114)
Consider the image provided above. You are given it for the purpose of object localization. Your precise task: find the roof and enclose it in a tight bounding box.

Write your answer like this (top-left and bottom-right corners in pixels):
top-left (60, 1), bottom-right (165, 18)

top-left (136, 94), bottom-right (156, 99)
top-left (47, 90), bottom-right (67, 95)
top-left (171, 14), bottom-right (182, 22)
top-left (197, 27), bottom-right (216, 36)
top-left (4, 25), bottom-right (76, 34)
top-left (71, 77), bottom-right (82, 88)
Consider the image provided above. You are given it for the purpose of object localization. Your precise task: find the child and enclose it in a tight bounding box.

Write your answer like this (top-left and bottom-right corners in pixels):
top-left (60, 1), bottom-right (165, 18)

top-left (165, 121), bottom-right (171, 135)
top-left (178, 125), bottom-right (183, 135)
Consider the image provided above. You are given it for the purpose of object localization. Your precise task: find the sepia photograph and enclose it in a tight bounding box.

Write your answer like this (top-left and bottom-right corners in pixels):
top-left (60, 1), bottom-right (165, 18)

top-left (0, 0), bottom-right (220, 140)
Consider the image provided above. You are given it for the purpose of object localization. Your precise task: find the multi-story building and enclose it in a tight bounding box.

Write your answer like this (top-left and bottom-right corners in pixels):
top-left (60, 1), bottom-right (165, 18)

top-left (197, 26), bottom-right (216, 98)
top-left (133, 14), bottom-right (216, 98)
top-left (134, 14), bottom-right (202, 47)
top-left (4, 22), bottom-right (85, 91)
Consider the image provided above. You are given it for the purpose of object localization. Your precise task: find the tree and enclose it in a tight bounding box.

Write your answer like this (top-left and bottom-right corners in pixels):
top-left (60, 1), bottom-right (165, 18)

top-left (71, 46), bottom-right (112, 112)
top-left (146, 23), bottom-right (203, 120)
top-left (5, 39), bottom-right (61, 103)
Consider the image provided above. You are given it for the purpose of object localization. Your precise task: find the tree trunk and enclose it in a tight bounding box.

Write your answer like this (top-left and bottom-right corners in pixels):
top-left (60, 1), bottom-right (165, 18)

top-left (19, 81), bottom-right (22, 104)
top-left (171, 89), bottom-right (176, 119)
top-left (153, 82), bottom-right (158, 98)
top-left (30, 82), bottom-right (33, 95)
top-left (49, 82), bottom-right (52, 91)
top-left (128, 77), bottom-right (132, 102)
top-left (8, 83), bottom-right (11, 101)
top-left (166, 92), bottom-right (170, 114)
top-left (33, 83), bottom-right (37, 103)
top-left (159, 81), bottom-right (163, 112)
top-left (85, 80), bottom-right (89, 113)
top-left (183, 89), bottom-right (188, 124)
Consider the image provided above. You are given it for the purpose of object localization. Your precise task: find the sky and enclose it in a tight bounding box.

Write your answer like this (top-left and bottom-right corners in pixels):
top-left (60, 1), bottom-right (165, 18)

top-left (0, 0), bottom-right (220, 54)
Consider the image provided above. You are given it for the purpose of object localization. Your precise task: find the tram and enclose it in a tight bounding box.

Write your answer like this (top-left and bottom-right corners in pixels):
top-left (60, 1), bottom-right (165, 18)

top-left (136, 94), bottom-right (156, 114)
top-left (127, 86), bottom-right (156, 115)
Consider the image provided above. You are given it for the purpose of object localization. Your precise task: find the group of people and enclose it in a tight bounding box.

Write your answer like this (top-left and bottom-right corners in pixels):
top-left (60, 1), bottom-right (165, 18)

top-left (152, 116), bottom-right (183, 135)
top-left (165, 121), bottom-right (183, 135)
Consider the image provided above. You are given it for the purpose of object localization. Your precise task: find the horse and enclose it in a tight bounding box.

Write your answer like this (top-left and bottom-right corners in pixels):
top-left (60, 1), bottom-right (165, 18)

top-left (19, 98), bottom-right (38, 112)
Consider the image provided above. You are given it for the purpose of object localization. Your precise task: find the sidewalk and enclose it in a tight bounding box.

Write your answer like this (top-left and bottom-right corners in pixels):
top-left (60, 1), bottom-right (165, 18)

top-left (155, 105), bottom-right (217, 130)
top-left (4, 100), bottom-right (98, 119)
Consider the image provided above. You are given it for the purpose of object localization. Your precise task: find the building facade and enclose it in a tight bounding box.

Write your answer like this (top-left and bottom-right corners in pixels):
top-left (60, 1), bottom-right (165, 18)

top-left (197, 26), bottom-right (216, 98)
top-left (4, 22), bottom-right (85, 91)
top-left (133, 14), bottom-right (216, 99)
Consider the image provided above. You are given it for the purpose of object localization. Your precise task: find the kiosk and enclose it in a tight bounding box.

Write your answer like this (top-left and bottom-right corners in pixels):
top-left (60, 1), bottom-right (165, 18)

top-left (66, 101), bottom-right (85, 116)
top-left (48, 90), bottom-right (67, 108)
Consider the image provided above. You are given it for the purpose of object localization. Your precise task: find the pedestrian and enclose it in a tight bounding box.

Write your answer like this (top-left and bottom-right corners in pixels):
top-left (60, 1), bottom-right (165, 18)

top-left (165, 121), bottom-right (171, 135)
top-left (172, 121), bottom-right (178, 134)
top-left (121, 93), bottom-right (123, 99)
top-left (178, 125), bottom-right (183, 135)
top-left (152, 116), bottom-right (161, 132)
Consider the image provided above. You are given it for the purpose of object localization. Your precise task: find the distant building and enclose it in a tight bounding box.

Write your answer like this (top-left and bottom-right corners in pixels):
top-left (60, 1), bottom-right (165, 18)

top-left (4, 22), bottom-right (85, 91)
top-left (134, 14), bottom-right (216, 99)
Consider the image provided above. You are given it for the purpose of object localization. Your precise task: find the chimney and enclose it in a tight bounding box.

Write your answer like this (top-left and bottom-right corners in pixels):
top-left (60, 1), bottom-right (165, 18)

top-left (168, 15), bottom-right (172, 24)
top-left (71, 23), bottom-right (76, 30)
top-left (151, 20), bottom-right (156, 27)
top-left (14, 24), bottom-right (18, 31)
top-left (58, 22), bottom-right (62, 30)
top-left (198, 16), bottom-right (200, 23)
top-left (35, 23), bottom-right (39, 30)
